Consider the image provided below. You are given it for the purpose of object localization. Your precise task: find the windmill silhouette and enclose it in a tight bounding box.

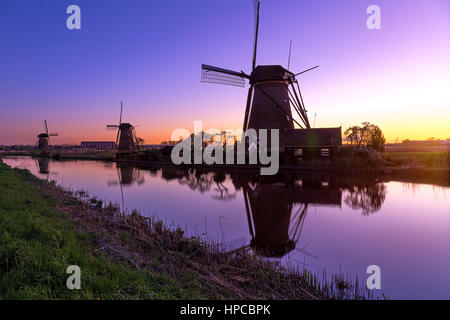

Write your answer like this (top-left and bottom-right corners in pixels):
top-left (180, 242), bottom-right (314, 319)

top-left (106, 102), bottom-right (142, 152)
top-left (35, 120), bottom-right (58, 151)
top-left (201, 0), bottom-right (318, 133)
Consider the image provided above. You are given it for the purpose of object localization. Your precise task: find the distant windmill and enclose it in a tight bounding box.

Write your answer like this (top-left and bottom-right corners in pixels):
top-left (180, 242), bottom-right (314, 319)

top-left (201, 0), bottom-right (319, 133)
top-left (35, 120), bottom-right (58, 151)
top-left (106, 101), bottom-right (141, 152)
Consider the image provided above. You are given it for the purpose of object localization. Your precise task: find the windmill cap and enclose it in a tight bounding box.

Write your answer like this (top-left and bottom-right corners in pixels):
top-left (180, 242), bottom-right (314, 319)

top-left (250, 65), bottom-right (295, 84)
top-left (38, 133), bottom-right (49, 138)
top-left (119, 123), bottom-right (134, 129)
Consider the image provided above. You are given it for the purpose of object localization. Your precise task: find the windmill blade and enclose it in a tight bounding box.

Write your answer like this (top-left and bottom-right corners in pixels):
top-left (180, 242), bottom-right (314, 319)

top-left (119, 101), bottom-right (123, 125)
top-left (116, 129), bottom-right (120, 146)
top-left (294, 65), bottom-right (319, 77)
top-left (243, 187), bottom-right (255, 239)
top-left (201, 64), bottom-right (248, 87)
top-left (48, 133), bottom-right (58, 137)
top-left (106, 125), bottom-right (119, 131)
top-left (44, 119), bottom-right (48, 135)
top-left (254, 84), bottom-right (305, 129)
top-left (288, 86), bottom-right (308, 128)
top-left (289, 203), bottom-right (308, 244)
top-left (243, 84), bottom-right (255, 131)
top-left (294, 81), bottom-right (311, 128)
top-left (251, 0), bottom-right (260, 71)
top-left (117, 167), bottom-right (125, 209)
top-left (287, 40), bottom-right (293, 70)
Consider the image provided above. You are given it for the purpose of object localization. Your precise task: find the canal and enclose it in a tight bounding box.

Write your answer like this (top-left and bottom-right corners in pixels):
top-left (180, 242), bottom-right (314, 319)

top-left (2, 156), bottom-right (449, 299)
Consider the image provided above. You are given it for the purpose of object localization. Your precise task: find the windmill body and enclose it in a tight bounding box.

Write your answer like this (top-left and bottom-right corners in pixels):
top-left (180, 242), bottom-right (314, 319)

top-left (36, 133), bottom-right (50, 150)
top-left (247, 65), bottom-right (295, 131)
top-left (117, 123), bottom-right (137, 152)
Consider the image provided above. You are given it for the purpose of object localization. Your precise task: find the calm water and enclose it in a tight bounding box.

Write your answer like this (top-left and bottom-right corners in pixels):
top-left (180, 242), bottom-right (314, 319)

top-left (3, 156), bottom-right (449, 299)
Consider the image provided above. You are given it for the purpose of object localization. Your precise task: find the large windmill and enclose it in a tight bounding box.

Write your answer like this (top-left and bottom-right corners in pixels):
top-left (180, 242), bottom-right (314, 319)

top-left (106, 102), bottom-right (141, 152)
top-left (35, 120), bottom-right (58, 151)
top-left (201, 0), bottom-right (341, 156)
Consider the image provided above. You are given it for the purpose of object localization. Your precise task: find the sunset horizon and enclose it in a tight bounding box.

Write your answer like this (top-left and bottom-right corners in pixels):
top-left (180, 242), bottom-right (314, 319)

top-left (1, 0), bottom-right (448, 145)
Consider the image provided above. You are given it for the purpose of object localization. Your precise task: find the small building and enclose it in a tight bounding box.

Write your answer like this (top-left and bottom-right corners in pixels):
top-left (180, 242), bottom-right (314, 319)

top-left (140, 144), bottom-right (176, 150)
top-left (281, 127), bottom-right (342, 159)
top-left (81, 141), bottom-right (117, 150)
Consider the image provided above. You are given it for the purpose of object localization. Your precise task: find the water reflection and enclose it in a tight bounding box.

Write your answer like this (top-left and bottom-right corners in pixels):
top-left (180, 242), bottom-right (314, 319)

top-left (3, 157), bottom-right (449, 298)
top-left (35, 157), bottom-right (58, 181)
top-left (30, 158), bottom-right (389, 258)
top-left (36, 157), bottom-right (50, 174)
top-left (241, 178), bottom-right (341, 257)
top-left (106, 165), bottom-right (146, 207)
top-left (177, 169), bottom-right (236, 200)
top-left (344, 184), bottom-right (386, 215)
top-left (108, 165), bottom-right (388, 258)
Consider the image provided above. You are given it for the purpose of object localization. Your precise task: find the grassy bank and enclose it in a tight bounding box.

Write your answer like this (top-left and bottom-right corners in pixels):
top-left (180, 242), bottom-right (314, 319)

top-left (0, 161), bottom-right (204, 299)
top-left (0, 161), bottom-right (370, 300)
top-left (382, 151), bottom-right (448, 169)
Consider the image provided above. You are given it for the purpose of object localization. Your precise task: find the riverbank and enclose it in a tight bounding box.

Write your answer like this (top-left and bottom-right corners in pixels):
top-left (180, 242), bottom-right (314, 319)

top-left (0, 160), bottom-right (370, 300)
top-left (2, 150), bottom-right (448, 171)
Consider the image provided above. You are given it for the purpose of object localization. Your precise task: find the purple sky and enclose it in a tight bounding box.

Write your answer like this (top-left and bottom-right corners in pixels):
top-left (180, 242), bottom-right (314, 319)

top-left (0, 0), bottom-right (448, 144)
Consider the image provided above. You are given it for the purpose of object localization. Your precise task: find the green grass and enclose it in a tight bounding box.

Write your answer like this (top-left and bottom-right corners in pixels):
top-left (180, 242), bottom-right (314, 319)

top-left (382, 151), bottom-right (449, 169)
top-left (0, 161), bottom-right (205, 299)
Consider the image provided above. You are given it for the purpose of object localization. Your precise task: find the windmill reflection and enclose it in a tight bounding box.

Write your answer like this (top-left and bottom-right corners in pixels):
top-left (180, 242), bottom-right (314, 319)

top-left (34, 157), bottom-right (58, 181)
top-left (36, 157), bottom-right (50, 174)
top-left (242, 178), bottom-right (341, 257)
top-left (107, 164), bottom-right (145, 208)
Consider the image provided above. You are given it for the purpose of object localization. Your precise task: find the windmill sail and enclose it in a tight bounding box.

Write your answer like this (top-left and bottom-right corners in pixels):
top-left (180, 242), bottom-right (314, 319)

top-left (243, 0), bottom-right (260, 131)
top-left (251, 0), bottom-right (260, 71)
top-left (201, 64), bottom-right (248, 87)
